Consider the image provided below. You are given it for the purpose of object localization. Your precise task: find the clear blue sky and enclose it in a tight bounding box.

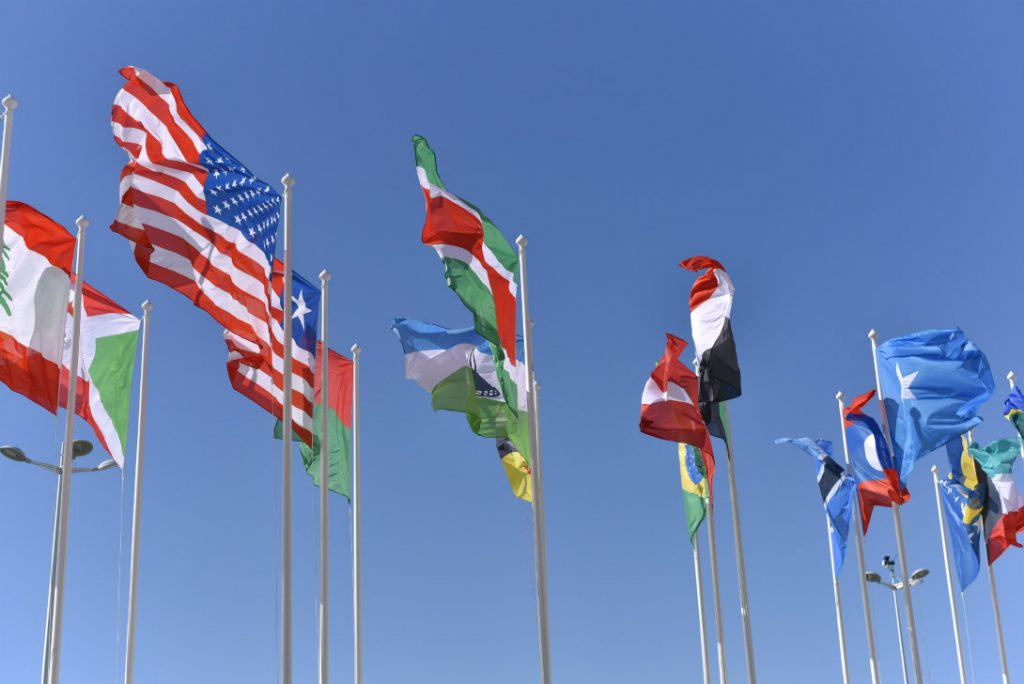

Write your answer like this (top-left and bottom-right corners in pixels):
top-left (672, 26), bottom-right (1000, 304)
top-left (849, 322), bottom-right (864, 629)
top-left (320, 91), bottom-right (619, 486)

top-left (1, 1), bottom-right (1023, 682)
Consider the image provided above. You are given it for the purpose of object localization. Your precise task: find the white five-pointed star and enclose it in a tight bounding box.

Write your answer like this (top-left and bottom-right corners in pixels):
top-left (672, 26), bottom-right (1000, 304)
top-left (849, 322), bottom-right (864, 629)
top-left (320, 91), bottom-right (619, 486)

top-left (896, 363), bottom-right (918, 400)
top-left (292, 291), bottom-right (311, 329)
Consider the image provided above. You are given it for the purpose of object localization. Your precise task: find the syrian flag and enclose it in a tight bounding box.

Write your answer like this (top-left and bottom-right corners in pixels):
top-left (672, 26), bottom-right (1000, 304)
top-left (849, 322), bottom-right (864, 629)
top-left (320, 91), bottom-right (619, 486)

top-left (844, 390), bottom-right (910, 534)
top-left (680, 256), bottom-right (740, 406)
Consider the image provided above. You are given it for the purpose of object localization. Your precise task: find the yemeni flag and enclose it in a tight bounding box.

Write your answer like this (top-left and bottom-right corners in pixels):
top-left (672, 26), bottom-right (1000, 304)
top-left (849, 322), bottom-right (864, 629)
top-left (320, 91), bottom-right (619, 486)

top-left (680, 257), bottom-right (741, 419)
top-left (412, 136), bottom-right (519, 380)
top-left (969, 438), bottom-right (1024, 564)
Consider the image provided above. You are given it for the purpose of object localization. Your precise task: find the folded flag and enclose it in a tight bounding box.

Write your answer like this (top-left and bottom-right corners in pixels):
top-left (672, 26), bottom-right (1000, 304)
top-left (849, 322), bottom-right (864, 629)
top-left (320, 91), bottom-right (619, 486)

top-left (941, 436), bottom-right (985, 590)
top-left (969, 437), bottom-right (1024, 564)
top-left (679, 443), bottom-right (709, 543)
top-left (497, 437), bottom-right (532, 502)
top-left (680, 257), bottom-right (740, 412)
top-left (1003, 386), bottom-right (1024, 441)
top-left (844, 390), bottom-right (909, 534)
top-left (876, 328), bottom-right (995, 479)
top-left (413, 136), bottom-right (519, 377)
top-left (775, 438), bottom-right (856, 576)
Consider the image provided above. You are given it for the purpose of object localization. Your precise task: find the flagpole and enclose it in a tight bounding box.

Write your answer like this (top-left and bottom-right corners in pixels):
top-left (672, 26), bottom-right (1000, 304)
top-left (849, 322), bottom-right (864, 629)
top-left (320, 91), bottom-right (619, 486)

top-left (823, 511), bottom-right (850, 684)
top-left (867, 329), bottom-right (923, 684)
top-left (704, 495), bottom-right (728, 684)
top-left (317, 272), bottom-right (330, 684)
top-left (515, 235), bottom-right (553, 684)
top-left (0, 94), bottom-right (17, 249)
top-left (280, 174), bottom-right (295, 684)
top-left (718, 403), bottom-right (756, 683)
top-left (123, 301), bottom-right (153, 684)
top-left (929, 465), bottom-right (967, 684)
top-left (835, 392), bottom-right (880, 684)
top-left (350, 342), bottom-right (362, 684)
top-left (47, 216), bottom-right (88, 684)
top-left (40, 469), bottom-right (61, 684)
top-left (692, 536), bottom-right (711, 684)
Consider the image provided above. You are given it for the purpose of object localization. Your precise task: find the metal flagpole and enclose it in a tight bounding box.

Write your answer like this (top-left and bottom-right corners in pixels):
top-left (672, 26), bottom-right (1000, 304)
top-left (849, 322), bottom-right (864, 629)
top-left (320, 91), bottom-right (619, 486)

top-left (124, 301), bottom-right (153, 684)
top-left (835, 392), bottom-right (880, 684)
top-left (515, 235), bottom-right (552, 684)
top-left (867, 329), bottom-right (923, 684)
top-left (718, 403), bottom-right (756, 683)
top-left (692, 536), bottom-right (711, 684)
top-left (704, 495), bottom-right (728, 684)
top-left (823, 512), bottom-right (850, 684)
top-left (40, 471), bottom-right (61, 684)
top-left (47, 216), bottom-right (88, 684)
top-left (350, 343), bottom-right (362, 684)
top-left (280, 174), bottom-right (295, 684)
top-left (929, 465), bottom-right (967, 684)
top-left (0, 94), bottom-right (17, 249)
top-left (318, 272), bottom-right (330, 684)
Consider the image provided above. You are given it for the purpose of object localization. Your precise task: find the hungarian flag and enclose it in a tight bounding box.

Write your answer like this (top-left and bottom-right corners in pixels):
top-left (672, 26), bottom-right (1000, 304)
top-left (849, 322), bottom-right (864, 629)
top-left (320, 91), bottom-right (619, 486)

top-left (844, 390), bottom-right (910, 533)
top-left (412, 136), bottom-right (519, 380)
top-left (680, 256), bottom-right (741, 406)
top-left (968, 437), bottom-right (1024, 564)
top-left (640, 334), bottom-right (715, 482)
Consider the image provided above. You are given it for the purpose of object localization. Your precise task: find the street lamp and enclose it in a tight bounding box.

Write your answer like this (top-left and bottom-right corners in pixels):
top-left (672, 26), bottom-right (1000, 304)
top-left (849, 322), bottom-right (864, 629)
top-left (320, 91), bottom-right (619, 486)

top-left (866, 556), bottom-right (929, 684)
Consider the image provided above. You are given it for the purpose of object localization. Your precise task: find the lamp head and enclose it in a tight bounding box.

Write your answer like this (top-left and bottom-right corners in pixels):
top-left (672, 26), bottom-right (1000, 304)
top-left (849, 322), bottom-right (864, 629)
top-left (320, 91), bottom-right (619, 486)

top-left (94, 459), bottom-right (117, 472)
top-left (0, 445), bottom-right (28, 462)
top-left (910, 568), bottom-right (930, 583)
top-left (71, 440), bottom-right (93, 458)
top-left (865, 572), bottom-right (881, 583)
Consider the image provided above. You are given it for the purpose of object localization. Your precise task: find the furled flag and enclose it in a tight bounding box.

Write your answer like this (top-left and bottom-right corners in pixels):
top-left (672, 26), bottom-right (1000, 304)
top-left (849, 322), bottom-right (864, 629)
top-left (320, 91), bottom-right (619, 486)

top-left (940, 436), bottom-right (985, 589)
top-left (0, 203), bottom-right (140, 466)
top-left (640, 334), bottom-right (715, 483)
top-left (775, 438), bottom-right (856, 575)
top-left (1003, 386), bottom-right (1024, 441)
top-left (844, 390), bottom-right (909, 534)
top-left (412, 136), bottom-right (519, 381)
top-left (679, 257), bottom-right (740, 439)
top-left (876, 328), bottom-right (995, 479)
top-left (969, 437), bottom-right (1024, 564)
top-left (679, 443), bottom-right (710, 543)
top-left (109, 67), bottom-right (314, 442)
top-left (391, 317), bottom-right (531, 501)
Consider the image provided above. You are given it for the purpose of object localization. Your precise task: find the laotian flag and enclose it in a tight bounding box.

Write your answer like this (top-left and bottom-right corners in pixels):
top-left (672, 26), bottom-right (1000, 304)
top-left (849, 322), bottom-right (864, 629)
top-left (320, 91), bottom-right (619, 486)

top-left (844, 390), bottom-right (910, 533)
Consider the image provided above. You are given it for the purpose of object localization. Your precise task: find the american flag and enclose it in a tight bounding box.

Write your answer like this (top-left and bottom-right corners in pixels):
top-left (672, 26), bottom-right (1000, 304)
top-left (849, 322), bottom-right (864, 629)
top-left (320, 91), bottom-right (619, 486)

top-left (111, 66), bottom-right (316, 444)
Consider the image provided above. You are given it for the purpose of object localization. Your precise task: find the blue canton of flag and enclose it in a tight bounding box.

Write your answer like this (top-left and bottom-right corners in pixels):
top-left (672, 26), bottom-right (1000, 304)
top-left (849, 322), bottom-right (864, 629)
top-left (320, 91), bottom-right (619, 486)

top-left (200, 137), bottom-right (282, 264)
top-left (877, 328), bottom-right (995, 480)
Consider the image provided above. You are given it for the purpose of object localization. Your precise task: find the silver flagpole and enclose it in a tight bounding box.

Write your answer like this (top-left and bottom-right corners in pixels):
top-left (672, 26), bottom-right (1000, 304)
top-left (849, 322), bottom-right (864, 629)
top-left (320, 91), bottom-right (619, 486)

top-left (318, 272), bottom-right (330, 684)
top-left (704, 495), bottom-right (728, 684)
top-left (47, 216), bottom-right (88, 684)
top-left (692, 534), bottom-right (711, 684)
top-left (835, 392), bottom-right (880, 684)
top-left (823, 511), bottom-right (850, 684)
top-left (350, 343), bottom-right (362, 684)
top-left (929, 465), bottom-right (967, 684)
top-left (515, 235), bottom-right (552, 684)
top-left (867, 329), bottom-right (923, 684)
top-left (123, 301), bottom-right (153, 684)
top-left (0, 94), bottom-right (17, 250)
top-left (718, 403), bottom-right (756, 683)
top-left (280, 174), bottom-right (295, 684)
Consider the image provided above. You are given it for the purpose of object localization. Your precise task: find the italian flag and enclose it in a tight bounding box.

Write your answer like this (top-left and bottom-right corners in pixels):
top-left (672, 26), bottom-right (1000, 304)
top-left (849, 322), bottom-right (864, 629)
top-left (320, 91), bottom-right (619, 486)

top-left (412, 136), bottom-right (519, 376)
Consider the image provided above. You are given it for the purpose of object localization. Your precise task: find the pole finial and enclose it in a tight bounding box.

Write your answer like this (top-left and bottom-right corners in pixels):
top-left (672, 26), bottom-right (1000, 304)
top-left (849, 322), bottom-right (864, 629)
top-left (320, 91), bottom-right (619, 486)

top-left (516, 235), bottom-right (527, 248)
top-left (281, 173), bottom-right (294, 188)
top-left (75, 215), bottom-right (89, 231)
top-left (867, 329), bottom-right (878, 341)
top-left (930, 465), bottom-right (938, 474)
top-left (835, 390), bottom-right (844, 402)
top-left (141, 300), bottom-right (153, 314)
top-left (351, 343), bottom-right (361, 356)
top-left (1008, 370), bottom-right (1016, 388)
top-left (319, 269), bottom-right (331, 283)
top-left (2, 95), bottom-right (17, 112)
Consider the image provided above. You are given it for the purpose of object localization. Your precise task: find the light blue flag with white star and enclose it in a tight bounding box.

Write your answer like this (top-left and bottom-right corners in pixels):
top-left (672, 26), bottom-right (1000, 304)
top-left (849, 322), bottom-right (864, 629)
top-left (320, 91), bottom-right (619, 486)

top-left (876, 328), bottom-right (994, 480)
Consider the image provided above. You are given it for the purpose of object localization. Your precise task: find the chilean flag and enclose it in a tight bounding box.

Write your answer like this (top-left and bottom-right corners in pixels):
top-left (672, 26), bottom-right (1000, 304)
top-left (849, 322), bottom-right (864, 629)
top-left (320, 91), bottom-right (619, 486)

top-left (844, 390), bottom-right (910, 533)
top-left (640, 334), bottom-right (715, 489)
top-left (680, 257), bottom-right (741, 405)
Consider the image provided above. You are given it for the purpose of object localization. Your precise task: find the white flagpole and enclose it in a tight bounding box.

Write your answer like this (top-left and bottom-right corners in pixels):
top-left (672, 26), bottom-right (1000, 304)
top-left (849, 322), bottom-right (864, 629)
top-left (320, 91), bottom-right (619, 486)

top-left (867, 329), bottom-right (923, 684)
top-left (718, 403), bottom-right (756, 683)
top-left (929, 465), bottom-right (967, 684)
top-left (280, 174), bottom-right (295, 684)
top-left (123, 301), bottom-right (153, 684)
top-left (835, 392), bottom-right (880, 684)
top-left (350, 343), bottom-right (362, 684)
top-left (40, 471), bottom-right (61, 684)
top-left (515, 235), bottom-right (552, 684)
top-left (318, 272), bottom-right (330, 684)
top-left (704, 495), bottom-right (728, 684)
top-left (0, 94), bottom-right (17, 249)
top-left (823, 512), bottom-right (850, 684)
top-left (692, 536), bottom-right (711, 684)
top-left (47, 216), bottom-right (88, 684)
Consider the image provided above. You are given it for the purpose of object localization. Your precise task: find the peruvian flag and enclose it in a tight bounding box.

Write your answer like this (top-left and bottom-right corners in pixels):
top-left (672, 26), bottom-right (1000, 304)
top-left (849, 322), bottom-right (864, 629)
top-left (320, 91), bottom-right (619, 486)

top-left (640, 333), bottom-right (715, 487)
top-left (680, 257), bottom-right (741, 405)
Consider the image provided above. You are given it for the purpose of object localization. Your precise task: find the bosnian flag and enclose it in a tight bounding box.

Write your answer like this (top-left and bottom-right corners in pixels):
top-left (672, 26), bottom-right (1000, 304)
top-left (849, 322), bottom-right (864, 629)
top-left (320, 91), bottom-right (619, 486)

top-left (640, 333), bottom-right (715, 487)
top-left (844, 390), bottom-right (909, 533)
top-left (680, 257), bottom-right (740, 405)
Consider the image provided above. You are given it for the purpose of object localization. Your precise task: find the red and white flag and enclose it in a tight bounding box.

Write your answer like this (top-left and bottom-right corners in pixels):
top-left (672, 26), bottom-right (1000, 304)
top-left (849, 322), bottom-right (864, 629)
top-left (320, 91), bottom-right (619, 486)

top-left (680, 256), bottom-right (741, 404)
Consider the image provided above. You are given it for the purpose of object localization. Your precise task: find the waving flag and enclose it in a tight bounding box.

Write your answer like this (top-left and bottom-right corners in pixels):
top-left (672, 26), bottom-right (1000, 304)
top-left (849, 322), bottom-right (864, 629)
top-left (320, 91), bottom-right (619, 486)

top-left (679, 257), bottom-right (740, 406)
top-left (876, 328), bottom-right (995, 479)
top-left (1003, 386), bottom-right (1024, 441)
top-left (679, 443), bottom-right (710, 543)
top-left (775, 438), bottom-right (856, 575)
top-left (844, 390), bottom-right (909, 534)
top-left (941, 436), bottom-right (985, 589)
top-left (969, 438), bottom-right (1024, 564)
top-left (640, 335), bottom-right (714, 450)
top-left (412, 136), bottom-right (519, 377)
top-left (110, 67), bottom-right (316, 443)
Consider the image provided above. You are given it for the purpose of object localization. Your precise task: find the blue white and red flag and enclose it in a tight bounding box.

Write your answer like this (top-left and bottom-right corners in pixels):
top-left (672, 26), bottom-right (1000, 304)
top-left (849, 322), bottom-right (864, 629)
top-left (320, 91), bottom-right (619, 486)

top-left (844, 390), bottom-right (910, 534)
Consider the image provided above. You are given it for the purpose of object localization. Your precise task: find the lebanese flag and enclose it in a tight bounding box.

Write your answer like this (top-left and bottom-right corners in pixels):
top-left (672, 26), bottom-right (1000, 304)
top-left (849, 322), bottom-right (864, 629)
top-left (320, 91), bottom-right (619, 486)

top-left (640, 334), bottom-right (715, 488)
top-left (680, 257), bottom-right (741, 404)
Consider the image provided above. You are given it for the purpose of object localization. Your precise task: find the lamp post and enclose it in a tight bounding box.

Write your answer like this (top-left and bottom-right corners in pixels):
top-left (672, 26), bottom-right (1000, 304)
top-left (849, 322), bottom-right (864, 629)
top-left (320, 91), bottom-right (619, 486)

top-left (866, 556), bottom-right (929, 684)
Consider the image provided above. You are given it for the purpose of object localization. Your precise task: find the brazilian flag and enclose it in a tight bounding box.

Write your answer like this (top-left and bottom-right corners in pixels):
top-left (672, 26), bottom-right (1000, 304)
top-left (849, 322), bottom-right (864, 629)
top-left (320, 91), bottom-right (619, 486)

top-left (679, 444), bottom-right (710, 543)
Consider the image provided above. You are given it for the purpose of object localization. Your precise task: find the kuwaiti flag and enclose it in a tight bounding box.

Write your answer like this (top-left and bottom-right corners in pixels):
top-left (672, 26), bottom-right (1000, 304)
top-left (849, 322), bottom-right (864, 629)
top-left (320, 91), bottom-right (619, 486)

top-left (968, 437), bottom-right (1024, 564)
top-left (679, 257), bottom-right (740, 406)
top-left (412, 136), bottom-right (519, 381)
top-left (844, 390), bottom-right (909, 534)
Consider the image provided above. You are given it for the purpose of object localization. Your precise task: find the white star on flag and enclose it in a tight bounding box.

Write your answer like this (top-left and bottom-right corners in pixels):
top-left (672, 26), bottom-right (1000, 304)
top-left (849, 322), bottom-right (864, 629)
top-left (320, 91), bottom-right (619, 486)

top-left (292, 291), bottom-right (311, 329)
top-left (896, 363), bottom-right (918, 400)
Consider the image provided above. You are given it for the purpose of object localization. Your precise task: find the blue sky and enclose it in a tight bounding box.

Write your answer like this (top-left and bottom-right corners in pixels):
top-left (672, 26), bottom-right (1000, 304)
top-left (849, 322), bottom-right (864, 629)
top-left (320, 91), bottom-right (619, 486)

top-left (1, 1), bottom-right (1023, 682)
